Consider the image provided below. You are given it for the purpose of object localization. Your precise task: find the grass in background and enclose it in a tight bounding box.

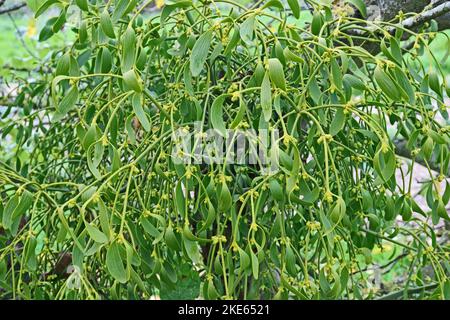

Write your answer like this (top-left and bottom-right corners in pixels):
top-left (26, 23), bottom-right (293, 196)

top-left (0, 12), bottom-right (73, 76)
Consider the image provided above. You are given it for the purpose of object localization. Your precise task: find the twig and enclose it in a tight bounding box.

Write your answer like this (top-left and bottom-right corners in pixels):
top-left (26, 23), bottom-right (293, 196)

top-left (376, 283), bottom-right (439, 300)
top-left (0, 2), bottom-right (26, 15)
top-left (346, 1), bottom-right (450, 38)
top-left (402, 1), bottom-right (450, 29)
top-left (361, 228), bottom-right (418, 252)
top-left (352, 253), bottom-right (409, 275)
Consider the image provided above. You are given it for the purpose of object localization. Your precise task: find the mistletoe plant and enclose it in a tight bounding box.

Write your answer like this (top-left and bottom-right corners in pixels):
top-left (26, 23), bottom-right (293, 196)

top-left (0, 0), bottom-right (449, 300)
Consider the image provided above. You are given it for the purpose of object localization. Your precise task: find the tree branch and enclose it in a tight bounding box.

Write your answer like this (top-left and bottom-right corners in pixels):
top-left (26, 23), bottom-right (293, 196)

top-left (402, 1), bottom-right (450, 29)
top-left (376, 283), bottom-right (439, 300)
top-left (0, 2), bottom-right (26, 15)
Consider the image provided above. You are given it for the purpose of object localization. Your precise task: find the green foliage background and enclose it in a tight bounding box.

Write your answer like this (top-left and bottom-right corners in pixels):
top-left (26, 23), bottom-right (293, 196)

top-left (0, 0), bottom-right (449, 300)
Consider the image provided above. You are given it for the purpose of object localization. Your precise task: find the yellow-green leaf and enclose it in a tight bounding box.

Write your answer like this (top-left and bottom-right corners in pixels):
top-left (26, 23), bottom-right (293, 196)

top-left (374, 66), bottom-right (401, 101)
top-left (100, 10), bottom-right (115, 39)
top-left (211, 94), bottom-right (228, 137)
top-left (261, 71), bottom-right (272, 122)
top-left (132, 93), bottom-right (150, 131)
top-left (106, 242), bottom-right (127, 283)
top-left (85, 223), bottom-right (108, 244)
top-left (268, 58), bottom-right (286, 91)
top-left (123, 69), bottom-right (143, 93)
top-left (121, 26), bottom-right (136, 73)
top-left (287, 0), bottom-right (300, 19)
top-left (190, 30), bottom-right (213, 77)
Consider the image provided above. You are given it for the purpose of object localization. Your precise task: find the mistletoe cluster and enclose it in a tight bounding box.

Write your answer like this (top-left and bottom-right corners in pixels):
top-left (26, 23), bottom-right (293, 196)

top-left (0, 0), bottom-right (449, 300)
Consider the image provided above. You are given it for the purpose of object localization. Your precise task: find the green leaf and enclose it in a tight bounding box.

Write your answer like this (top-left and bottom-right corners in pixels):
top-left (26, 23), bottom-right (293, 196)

top-left (184, 238), bottom-right (202, 265)
top-left (308, 78), bottom-right (322, 104)
top-left (75, 0), bottom-right (89, 11)
top-left (140, 216), bottom-right (161, 239)
top-left (121, 26), bottom-right (136, 73)
top-left (287, 0), bottom-right (300, 19)
top-left (262, 0), bottom-right (284, 10)
top-left (218, 182), bottom-right (232, 212)
top-left (239, 15), bottom-right (255, 45)
top-left (210, 94), bottom-right (228, 137)
top-left (393, 66), bottom-right (415, 104)
top-left (98, 199), bottom-right (111, 240)
top-left (52, 9), bottom-right (66, 34)
top-left (374, 148), bottom-right (396, 184)
top-left (261, 71), bottom-right (272, 122)
top-left (198, 201), bottom-right (216, 232)
top-left (330, 108), bottom-right (346, 136)
top-left (269, 178), bottom-right (283, 201)
top-left (9, 190), bottom-right (33, 229)
top-left (190, 30), bottom-right (213, 77)
top-left (330, 58), bottom-right (343, 90)
top-left (230, 96), bottom-right (247, 129)
top-left (56, 53), bottom-right (70, 76)
top-left (437, 198), bottom-right (449, 221)
top-left (113, 0), bottom-right (138, 21)
top-left (23, 237), bottom-right (37, 271)
top-left (250, 250), bottom-right (259, 280)
top-left (123, 69), bottom-right (143, 93)
top-left (285, 244), bottom-right (297, 276)
top-left (283, 47), bottom-right (304, 63)
top-left (343, 74), bottom-right (365, 91)
top-left (165, 223), bottom-right (180, 251)
top-left (444, 280), bottom-right (450, 300)
top-left (429, 71), bottom-right (442, 96)
top-left (311, 12), bottom-right (323, 35)
top-left (330, 196), bottom-right (347, 224)
top-left (100, 47), bottom-right (112, 73)
top-left (224, 26), bottom-right (240, 56)
top-left (27, 0), bottom-right (42, 12)
top-left (83, 124), bottom-right (98, 151)
top-left (360, 247), bottom-right (372, 264)
top-left (39, 21), bottom-right (55, 42)
top-left (160, 1), bottom-right (192, 26)
top-left (132, 93), bottom-right (150, 131)
top-left (35, 0), bottom-right (60, 18)
top-left (85, 223), bottom-right (108, 244)
top-left (374, 66), bottom-right (401, 101)
top-left (286, 146), bottom-right (300, 194)
top-left (174, 182), bottom-right (186, 216)
top-left (56, 84), bottom-right (78, 117)
top-left (429, 130), bottom-right (447, 145)
top-left (100, 10), bottom-right (115, 39)
top-left (106, 242), bottom-right (128, 283)
top-left (207, 279), bottom-right (219, 299)
top-left (344, 0), bottom-right (366, 17)
top-left (268, 58), bottom-right (286, 91)
top-left (384, 195), bottom-right (396, 221)
top-left (2, 194), bottom-right (19, 230)
top-left (422, 136), bottom-right (434, 160)
top-left (389, 37), bottom-right (403, 65)
top-left (238, 247), bottom-right (250, 271)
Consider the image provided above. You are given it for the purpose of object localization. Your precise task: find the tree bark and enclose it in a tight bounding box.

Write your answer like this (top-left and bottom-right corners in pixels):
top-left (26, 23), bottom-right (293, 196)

top-left (362, 0), bottom-right (450, 31)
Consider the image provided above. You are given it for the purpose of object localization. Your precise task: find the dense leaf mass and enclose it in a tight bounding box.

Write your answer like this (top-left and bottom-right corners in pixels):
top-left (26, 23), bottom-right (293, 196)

top-left (0, 0), bottom-right (449, 300)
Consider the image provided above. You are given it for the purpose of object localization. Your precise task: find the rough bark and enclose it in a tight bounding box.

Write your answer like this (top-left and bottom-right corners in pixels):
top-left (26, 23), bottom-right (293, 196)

top-left (365, 0), bottom-right (430, 21)
top-left (362, 0), bottom-right (450, 31)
